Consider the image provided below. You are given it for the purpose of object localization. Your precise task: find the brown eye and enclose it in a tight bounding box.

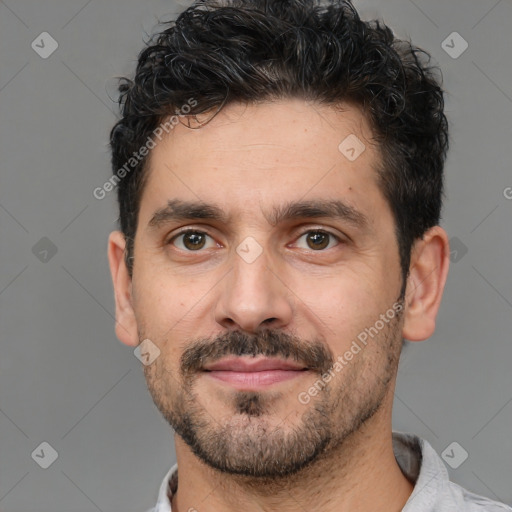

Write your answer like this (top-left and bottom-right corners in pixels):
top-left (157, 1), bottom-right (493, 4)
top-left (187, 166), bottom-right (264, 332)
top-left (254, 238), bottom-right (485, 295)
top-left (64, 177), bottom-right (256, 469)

top-left (170, 230), bottom-right (214, 251)
top-left (295, 230), bottom-right (340, 251)
top-left (306, 231), bottom-right (330, 250)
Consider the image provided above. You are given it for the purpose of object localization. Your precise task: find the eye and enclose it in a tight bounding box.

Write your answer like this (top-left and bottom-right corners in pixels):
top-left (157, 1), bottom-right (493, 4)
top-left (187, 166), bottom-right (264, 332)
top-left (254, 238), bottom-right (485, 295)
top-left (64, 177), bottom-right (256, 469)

top-left (294, 230), bottom-right (341, 251)
top-left (169, 230), bottom-right (217, 251)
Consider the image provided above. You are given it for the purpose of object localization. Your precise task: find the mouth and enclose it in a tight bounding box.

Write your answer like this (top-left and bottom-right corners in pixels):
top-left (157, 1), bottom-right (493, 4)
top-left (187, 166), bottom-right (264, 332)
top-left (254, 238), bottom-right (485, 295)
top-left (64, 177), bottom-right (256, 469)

top-left (202, 356), bottom-right (309, 389)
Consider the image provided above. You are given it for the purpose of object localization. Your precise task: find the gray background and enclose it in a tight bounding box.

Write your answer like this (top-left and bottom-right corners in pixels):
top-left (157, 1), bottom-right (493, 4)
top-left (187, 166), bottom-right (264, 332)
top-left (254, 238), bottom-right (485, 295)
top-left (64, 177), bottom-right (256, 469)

top-left (1, 0), bottom-right (511, 510)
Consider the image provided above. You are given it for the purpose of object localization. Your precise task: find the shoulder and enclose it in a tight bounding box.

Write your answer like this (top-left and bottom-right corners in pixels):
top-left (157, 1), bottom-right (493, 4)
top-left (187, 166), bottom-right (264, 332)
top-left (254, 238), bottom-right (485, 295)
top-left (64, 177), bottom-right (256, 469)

top-left (393, 431), bottom-right (511, 512)
top-left (444, 480), bottom-right (512, 511)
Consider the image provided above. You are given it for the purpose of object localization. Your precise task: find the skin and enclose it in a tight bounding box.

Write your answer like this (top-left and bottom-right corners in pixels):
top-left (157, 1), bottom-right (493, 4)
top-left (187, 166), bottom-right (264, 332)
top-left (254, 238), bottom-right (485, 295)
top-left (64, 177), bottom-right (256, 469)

top-left (108, 98), bottom-right (450, 512)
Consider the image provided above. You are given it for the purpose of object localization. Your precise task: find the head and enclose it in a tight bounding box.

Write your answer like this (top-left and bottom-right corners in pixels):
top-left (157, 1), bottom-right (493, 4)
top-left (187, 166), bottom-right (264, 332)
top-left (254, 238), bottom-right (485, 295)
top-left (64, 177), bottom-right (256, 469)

top-left (108, 0), bottom-right (450, 479)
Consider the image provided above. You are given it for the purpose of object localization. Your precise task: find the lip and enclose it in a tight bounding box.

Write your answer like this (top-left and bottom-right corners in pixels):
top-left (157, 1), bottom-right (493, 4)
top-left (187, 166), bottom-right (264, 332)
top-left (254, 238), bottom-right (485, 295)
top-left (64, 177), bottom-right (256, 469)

top-left (203, 356), bottom-right (307, 372)
top-left (202, 357), bottom-right (309, 389)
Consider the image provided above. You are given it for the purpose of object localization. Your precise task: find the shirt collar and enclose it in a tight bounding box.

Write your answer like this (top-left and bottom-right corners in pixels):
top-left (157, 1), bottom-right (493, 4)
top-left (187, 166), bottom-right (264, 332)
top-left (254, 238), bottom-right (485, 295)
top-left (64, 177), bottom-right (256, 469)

top-left (152, 431), bottom-right (449, 512)
top-left (393, 431), bottom-right (449, 511)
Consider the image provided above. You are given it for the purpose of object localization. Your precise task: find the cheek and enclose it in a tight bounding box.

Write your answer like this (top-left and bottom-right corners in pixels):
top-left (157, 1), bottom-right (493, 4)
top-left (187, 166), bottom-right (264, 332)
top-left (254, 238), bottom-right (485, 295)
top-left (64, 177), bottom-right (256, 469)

top-left (292, 267), bottom-right (390, 349)
top-left (135, 268), bottom-right (198, 316)
top-left (297, 264), bottom-right (379, 311)
top-left (132, 273), bottom-right (198, 356)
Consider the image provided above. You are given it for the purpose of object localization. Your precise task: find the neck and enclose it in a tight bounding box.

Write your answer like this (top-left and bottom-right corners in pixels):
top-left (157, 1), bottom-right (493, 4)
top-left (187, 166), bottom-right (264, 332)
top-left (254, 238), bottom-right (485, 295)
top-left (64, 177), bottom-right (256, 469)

top-left (170, 399), bottom-right (414, 512)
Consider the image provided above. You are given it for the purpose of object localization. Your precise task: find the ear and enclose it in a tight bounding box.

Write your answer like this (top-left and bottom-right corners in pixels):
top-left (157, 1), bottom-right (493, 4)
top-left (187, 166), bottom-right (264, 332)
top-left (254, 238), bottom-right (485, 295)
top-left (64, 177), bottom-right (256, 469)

top-left (402, 226), bottom-right (450, 341)
top-left (107, 230), bottom-right (139, 347)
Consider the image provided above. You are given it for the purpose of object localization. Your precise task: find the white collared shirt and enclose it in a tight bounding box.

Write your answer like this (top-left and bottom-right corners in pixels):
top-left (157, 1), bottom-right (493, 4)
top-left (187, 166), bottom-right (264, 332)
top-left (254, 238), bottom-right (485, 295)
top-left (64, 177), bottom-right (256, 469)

top-left (146, 431), bottom-right (512, 511)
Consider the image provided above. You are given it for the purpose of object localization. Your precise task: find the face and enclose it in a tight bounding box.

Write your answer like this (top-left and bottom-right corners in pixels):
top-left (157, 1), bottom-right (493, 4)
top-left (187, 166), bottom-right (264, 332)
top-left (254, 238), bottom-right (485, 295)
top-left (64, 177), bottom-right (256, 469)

top-left (129, 99), bottom-right (405, 478)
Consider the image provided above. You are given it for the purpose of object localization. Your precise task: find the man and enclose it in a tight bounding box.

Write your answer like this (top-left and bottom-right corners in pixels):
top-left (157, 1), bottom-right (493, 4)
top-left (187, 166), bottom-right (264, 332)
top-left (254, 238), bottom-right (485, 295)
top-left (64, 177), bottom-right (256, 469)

top-left (107, 0), bottom-right (511, 510)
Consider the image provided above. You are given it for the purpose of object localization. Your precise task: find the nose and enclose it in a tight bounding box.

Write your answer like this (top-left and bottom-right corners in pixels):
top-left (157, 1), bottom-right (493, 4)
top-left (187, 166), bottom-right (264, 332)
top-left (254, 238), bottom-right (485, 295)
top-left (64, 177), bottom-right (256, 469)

top-left (214, 244), bottom-right (294, 333)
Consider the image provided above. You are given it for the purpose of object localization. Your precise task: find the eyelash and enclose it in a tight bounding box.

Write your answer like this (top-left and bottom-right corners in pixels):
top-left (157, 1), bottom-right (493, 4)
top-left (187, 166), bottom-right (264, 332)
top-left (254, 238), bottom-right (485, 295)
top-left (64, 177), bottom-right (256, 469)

top-left (167, 228), bottom-right (343, 252)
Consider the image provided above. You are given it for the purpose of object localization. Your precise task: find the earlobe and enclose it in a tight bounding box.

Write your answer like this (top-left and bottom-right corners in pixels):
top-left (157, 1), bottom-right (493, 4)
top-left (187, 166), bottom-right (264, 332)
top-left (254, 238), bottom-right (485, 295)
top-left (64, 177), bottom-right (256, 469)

top-left (107, 230), bottom-right (140, 347)
top-left (402, 226), bottom-right (450, 342)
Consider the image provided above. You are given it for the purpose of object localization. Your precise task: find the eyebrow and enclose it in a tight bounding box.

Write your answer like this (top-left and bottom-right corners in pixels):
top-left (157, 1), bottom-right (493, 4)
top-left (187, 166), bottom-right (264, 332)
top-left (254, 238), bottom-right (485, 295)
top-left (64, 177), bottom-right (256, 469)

top-left (148, 199), bottom-right (229, 229)
top-left (266, 199), bottom-right (368, 229)
top-left (147, 198), bottom-right (368, 231)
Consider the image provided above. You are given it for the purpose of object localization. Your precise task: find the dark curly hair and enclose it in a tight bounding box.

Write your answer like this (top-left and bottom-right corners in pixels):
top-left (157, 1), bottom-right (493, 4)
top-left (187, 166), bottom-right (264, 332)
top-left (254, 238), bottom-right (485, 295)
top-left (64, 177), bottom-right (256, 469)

top-left (109, 0), bottom-right (449, 297)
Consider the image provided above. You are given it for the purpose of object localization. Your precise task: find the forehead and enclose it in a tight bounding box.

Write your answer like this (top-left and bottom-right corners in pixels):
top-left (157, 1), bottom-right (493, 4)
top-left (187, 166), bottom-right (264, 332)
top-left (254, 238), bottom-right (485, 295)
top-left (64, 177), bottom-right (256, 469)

top-left (138, 99), bottom-right (385, 226)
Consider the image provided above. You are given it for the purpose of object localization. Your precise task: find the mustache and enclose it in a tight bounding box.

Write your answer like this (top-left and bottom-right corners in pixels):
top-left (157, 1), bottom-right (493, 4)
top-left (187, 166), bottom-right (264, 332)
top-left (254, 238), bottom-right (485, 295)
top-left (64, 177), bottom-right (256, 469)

top-left (180, 329), bottom-right (335, 377)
